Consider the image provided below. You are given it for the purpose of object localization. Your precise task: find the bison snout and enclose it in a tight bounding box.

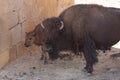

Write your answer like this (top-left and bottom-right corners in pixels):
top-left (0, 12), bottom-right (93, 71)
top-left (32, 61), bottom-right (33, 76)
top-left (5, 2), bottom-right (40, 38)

top-left (24, 43), bottom-right (29, 47)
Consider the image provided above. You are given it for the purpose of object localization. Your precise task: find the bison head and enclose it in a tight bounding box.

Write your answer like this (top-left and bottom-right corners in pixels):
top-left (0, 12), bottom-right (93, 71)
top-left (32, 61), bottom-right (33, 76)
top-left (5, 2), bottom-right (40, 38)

top-left (24, 23), bottom-right (46, 47)
top-left (41, 17), bottom-right (64, 41)
top-left (40, 17), bottom-right (64, 52)
top-left (24, 31), bottom-right (36, 47)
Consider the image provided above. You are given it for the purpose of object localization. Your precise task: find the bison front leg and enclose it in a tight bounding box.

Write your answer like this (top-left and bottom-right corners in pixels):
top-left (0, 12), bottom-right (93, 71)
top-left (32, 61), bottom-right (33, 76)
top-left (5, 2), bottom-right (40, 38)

top-left (41, 45), bottom-right (59, 64)
top-left (83, 36), bottom-right (98, 73)
top-left (41, 46), bottom-right (50, 64)
top-left (44, 52), bottom-right (49, 64)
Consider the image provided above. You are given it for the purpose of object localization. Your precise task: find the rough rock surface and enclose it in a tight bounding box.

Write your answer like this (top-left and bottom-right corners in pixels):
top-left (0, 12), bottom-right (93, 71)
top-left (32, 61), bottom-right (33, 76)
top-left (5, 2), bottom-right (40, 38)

top-left (0, 48), bottom-right (120, 80)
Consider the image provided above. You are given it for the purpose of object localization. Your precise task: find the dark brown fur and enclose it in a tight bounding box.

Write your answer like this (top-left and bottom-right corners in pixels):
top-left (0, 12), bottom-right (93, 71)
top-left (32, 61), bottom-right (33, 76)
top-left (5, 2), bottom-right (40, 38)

top-left (42, 4), bottom-right (120, 73)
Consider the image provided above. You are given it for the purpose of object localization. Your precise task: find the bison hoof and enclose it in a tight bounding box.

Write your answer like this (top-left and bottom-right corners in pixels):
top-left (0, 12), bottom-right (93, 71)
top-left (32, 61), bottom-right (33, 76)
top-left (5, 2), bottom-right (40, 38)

top-left (84, 72), bottom-right (93, 76)
top-left (83, 67), bottom-right (93, 74)
top-left (82, 68), bottom-right (87, 72)
top-left (82, 69), bottom-right (93, 76)
top-left (44, 60), bottom-right (48, 65)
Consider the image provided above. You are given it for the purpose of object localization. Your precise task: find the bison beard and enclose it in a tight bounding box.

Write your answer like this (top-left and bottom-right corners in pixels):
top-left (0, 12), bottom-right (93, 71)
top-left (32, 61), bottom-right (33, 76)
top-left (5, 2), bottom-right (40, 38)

top-left (41, 4), bottom-right (120, 74)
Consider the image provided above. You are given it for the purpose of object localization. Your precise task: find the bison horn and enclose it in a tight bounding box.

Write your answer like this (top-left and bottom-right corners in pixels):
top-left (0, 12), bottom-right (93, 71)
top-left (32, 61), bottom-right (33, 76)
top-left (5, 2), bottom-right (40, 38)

top-left (59, 21), bottom-right (64, 30)
top-left (41, 22), bottom-right (45, 29)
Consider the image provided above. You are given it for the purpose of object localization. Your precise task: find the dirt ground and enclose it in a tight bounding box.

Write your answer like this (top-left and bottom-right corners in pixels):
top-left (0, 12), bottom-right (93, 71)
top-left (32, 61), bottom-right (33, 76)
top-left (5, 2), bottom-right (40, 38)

top-left (0, 47), bottom-right (120, 80)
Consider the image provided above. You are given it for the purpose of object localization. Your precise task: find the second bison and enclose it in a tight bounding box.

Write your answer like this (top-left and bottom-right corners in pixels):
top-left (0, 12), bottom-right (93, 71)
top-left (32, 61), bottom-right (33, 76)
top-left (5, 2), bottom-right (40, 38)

top-left (41, 4), bottom-right (120, 73)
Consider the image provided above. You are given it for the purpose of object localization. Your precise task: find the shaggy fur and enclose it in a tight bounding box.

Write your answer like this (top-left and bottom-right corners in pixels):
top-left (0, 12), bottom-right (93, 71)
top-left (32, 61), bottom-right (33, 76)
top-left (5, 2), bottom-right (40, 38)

top-left (42, 4), bottom-right (120, 73)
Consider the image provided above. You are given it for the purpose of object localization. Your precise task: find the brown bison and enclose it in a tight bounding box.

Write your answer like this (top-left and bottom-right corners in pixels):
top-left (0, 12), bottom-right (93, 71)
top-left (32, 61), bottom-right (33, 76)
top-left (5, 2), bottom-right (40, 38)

top-left (24, 24), bottom-right (50, 63)
top-left (24, 23), bottom-right (74, 64)
top-left (41, 4), bottom-right (120, 73)
top-left (24, 24), bottom-right (45, 47)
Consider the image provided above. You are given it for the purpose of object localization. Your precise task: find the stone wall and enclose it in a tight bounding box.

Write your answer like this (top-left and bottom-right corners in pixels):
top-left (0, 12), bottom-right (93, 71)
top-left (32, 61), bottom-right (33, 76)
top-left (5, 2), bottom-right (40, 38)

top-left (0, 0), bottom-right (74, 68)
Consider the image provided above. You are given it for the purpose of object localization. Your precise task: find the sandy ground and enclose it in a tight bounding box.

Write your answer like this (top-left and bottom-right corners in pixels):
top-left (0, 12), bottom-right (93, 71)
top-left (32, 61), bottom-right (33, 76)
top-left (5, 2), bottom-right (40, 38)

top-left (0, 47), bottom-right (120, 80)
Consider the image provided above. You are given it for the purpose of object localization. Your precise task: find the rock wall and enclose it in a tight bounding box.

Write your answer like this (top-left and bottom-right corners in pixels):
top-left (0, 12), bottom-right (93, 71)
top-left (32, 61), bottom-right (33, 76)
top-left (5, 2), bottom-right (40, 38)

top-left (0, 0), bottom-right (74, 68)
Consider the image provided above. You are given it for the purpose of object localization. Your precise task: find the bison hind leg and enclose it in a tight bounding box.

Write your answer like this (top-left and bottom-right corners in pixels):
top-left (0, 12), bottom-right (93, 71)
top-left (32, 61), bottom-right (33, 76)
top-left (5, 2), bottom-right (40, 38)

top-left (83, 36), bottom-right (98, 73)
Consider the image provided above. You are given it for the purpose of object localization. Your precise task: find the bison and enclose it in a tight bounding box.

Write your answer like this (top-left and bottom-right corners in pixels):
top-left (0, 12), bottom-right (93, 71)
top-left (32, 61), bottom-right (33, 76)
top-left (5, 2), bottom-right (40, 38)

top-left (24, 24), bottom-right (45, 47)
top-left (24, 24), bottom-right (50, 63)
top-left (41, 4), bottom-right (120, 73)
top-left (24, 23), bottom-right (68, 64)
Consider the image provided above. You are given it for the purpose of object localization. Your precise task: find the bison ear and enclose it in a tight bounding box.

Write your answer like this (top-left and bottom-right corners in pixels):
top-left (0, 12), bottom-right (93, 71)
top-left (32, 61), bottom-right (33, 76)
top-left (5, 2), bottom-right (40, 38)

top-left (59, 21), bottom-right (64, 30)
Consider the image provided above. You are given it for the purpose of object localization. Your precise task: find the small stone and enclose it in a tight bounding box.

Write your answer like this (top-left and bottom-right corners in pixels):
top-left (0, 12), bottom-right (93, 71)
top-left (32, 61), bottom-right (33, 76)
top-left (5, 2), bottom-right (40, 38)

top-left (23, 72), bottom-right (27, 75)
top-left (32, 67), bottom-right (36, 70)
